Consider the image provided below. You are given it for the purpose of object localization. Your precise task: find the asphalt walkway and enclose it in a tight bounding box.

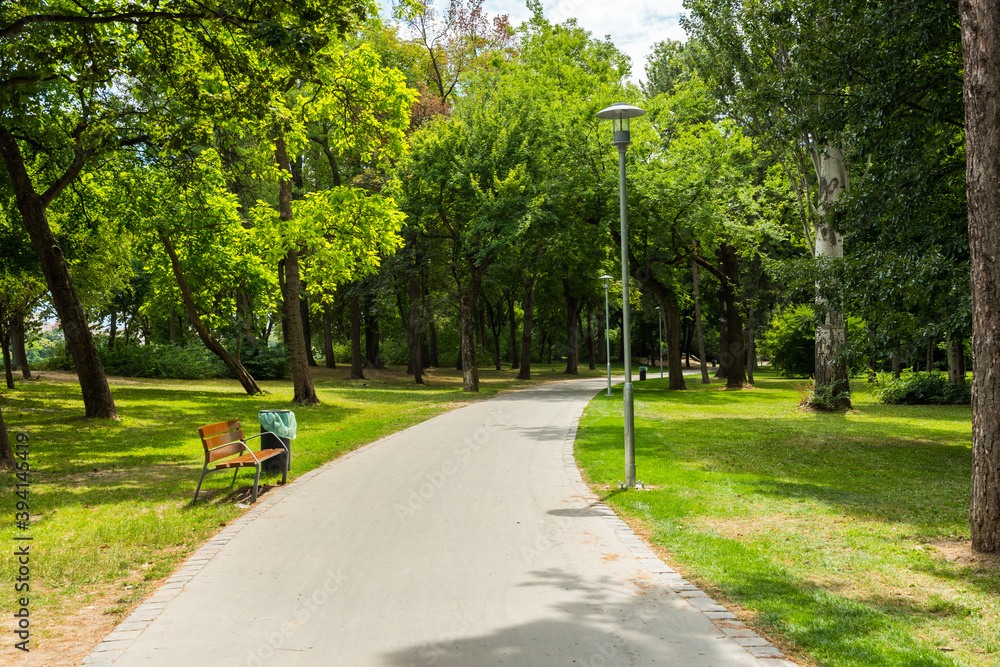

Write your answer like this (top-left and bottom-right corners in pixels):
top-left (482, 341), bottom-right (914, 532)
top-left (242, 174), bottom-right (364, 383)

top-left (86, 377), bottom-right (794, 667)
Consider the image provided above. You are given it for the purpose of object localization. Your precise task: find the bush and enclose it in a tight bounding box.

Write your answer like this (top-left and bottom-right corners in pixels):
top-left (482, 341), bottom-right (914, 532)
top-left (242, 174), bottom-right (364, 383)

top-left (759, 304), bottom-right (868, 378)
top-left (234, 344), bottom-right (290, 380)
top-left (100, 342), bottom-right (226, 379)
top-left (39, 341), bottom-right (74, 371)
top-left (40, 340), bottom-right (289, 381)
top-left (873, 371), bottom-right (971, 405)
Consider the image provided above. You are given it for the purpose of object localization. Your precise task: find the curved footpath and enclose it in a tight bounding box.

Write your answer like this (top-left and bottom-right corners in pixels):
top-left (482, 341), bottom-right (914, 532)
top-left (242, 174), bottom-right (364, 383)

top-left (85, 377), bottom-right (796, 667)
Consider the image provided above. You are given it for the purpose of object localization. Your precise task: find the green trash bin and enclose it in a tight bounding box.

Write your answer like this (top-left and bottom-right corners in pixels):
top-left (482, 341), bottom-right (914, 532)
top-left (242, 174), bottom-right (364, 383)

top-left (639, 366), bottom-right (647, 381)
top-left (258, 409), bottom-right (296, 474)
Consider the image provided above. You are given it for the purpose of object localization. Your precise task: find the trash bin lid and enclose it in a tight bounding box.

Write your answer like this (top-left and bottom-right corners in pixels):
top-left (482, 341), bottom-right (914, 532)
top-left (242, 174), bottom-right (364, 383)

top-left (258, 409), bottom-right (297, 439)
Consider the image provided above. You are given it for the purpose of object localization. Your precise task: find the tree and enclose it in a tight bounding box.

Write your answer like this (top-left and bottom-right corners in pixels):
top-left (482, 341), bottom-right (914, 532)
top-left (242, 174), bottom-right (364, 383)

top-left (395, 65), bottom-right (535, 391)
top-left (960, 0), bottom-right (1000, 552)
top-left (0, 0), bottom-right (373, 418)
top-left (683, 0), bottom-right (864, 406)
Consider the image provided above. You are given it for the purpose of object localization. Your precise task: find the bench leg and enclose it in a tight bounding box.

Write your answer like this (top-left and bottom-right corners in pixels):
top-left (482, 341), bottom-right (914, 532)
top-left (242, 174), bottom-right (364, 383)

top-left (251, 463), bottom-right (262, 504)
top-left (193, 465), bottom-right (210, 504)
top-left (281, 443), bottom-right (288, 485)
top-left (230, 467), bottom-right (240, 487)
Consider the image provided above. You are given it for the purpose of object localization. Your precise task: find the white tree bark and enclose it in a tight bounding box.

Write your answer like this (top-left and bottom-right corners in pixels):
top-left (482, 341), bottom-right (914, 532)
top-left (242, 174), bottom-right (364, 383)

top-left (812, 146), bottom-right (851, 407)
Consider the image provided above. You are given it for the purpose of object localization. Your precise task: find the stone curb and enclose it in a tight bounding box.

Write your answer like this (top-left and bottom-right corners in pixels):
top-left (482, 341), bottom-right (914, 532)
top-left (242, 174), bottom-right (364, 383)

top-left (80, 461), bottom-right (330, 665)
top-left (84, 382), bottom-right (796, 666)
top-left (561, 402), bottom-right (797, 667)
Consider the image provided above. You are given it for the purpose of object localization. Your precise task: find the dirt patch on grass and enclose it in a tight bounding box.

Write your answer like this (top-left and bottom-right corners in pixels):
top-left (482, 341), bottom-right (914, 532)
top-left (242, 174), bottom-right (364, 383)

top-left (929, 539), bottom-right (1000, 568)
top-left (30, 370), bottom-right (145, 386)
top-left (0, 591), bottom-right (120, 666)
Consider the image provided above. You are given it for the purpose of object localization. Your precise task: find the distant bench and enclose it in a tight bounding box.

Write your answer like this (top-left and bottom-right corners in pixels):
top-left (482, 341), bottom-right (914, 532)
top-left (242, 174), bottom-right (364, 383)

top-left (193, 419), bottom-right (288, 504)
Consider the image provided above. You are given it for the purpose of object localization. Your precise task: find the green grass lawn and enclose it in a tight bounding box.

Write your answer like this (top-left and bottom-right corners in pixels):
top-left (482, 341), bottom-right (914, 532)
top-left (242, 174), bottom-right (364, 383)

top-left (576, 371), bottom-right (995, 667)
top-left (0, 362), bottom-right (606, 661)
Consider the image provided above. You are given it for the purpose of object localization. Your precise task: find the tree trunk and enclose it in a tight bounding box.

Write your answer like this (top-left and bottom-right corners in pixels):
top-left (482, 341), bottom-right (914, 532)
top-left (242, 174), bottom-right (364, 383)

top-left (948, 337), bottom-right (966, 384)
top-left (506, 291), bottom-right (519, 370)
top-left (692, 258), bottom-right (710, 384)
top-left (364, 298), bottom-right (385, 370)
top-left (683, 314), bottom-right (693, 368)
top-left (716, 243), bottom-right (746, 389)
top-left (301, 287), bottom-right (318, 367)
top-left (0, 405), bottom-right (13, 469)
top-left (0, 129), bottom-right (117, 419)
top-left (11, 308), bottom-right (31, 380)
top-left (563, 281), bottom-right (581, 375)
top-left (425, 277), bottom-right (439, 368)
top-left (518, 274), bottom-right (536, 380)
top-left (892, 341), bottom-right (902, 379)
top-left (350, 293), bottom-right (365, 380)
top-left (323, 302), bottom-right (336, 369)
top-left (160, 232), bottom-right (264, 396)
top-left (459, 269), bottom-right (483, 392)
top-left (746, 327), bottom-right (756, 385)
top-left (108, 310), bottom-right (118, 350)
top-left (586, 304), bottom-right (596, 370)
top-left (2, 330), bottom-right (14, 390)
top-left (661, 297), bottom-right (686, 390)
top-left (407, 273), bottom-right (424, 384)
top-left (961, 0), bottom-right (1000, 551)
top-left (483, 298), bottom-right (502, 371)
top-left (275, 135), bottom-right (318, 405)
top-left (813, 146), bottom-right (851, 408)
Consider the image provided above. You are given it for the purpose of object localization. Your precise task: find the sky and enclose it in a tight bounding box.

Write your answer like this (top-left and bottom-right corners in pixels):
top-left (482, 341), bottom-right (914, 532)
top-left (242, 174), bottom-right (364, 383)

top-left (378, 0), bottom-right (689, 86)
top-left (482, 0), bottom-right (689, 84)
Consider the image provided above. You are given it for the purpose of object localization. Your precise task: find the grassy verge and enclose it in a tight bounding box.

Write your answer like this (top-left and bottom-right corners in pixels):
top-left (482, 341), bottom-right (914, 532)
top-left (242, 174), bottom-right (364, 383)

top-left (0, 362), bottom-right (605, 663)
top-left (575, 371), bottom-right (996, 667)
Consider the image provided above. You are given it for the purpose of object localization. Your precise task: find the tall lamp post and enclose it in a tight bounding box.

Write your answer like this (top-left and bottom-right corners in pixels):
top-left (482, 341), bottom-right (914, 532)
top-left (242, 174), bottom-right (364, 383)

top-left (597, 102), bottom-right (645, 489)
top-left (656, 305), bottom-right (663, 379)
top-left (601, 274), bottom-right (613, 396)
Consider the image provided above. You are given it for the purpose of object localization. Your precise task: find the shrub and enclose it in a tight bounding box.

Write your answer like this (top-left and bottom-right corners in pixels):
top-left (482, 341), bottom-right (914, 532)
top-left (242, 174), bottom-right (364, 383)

top-left (100, 342), bottom-right (225, 379)
top-left (759, 304), bottom-right (868, 378)
top-left (873, 371), bottom-right (971, 405)
top-left (234, 344), bottom-right (290, 380)
top-left (39, 341), bottom-right (74, 371)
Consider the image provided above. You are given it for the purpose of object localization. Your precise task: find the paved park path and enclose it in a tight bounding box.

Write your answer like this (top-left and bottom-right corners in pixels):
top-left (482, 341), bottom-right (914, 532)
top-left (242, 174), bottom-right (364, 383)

top-left (87, 377), bottom-right (795, 667)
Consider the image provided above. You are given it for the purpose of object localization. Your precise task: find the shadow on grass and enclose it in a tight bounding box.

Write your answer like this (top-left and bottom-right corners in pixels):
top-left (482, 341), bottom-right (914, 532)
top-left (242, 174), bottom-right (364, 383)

top-left (655, 529), bottom-right (959, 666)
top-left (578, 414), bottom-right (970, 528)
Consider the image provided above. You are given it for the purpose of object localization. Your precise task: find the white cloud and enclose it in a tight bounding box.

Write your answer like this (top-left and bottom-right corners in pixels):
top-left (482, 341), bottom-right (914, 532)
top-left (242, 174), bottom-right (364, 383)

top-left (483, 0), bottom-right (688, 84)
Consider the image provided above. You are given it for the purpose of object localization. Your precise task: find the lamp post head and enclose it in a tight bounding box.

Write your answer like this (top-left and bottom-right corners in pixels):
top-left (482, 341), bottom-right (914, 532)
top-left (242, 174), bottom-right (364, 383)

top-left (600, 274), bottom-right (613, 290)
top-left (596, 103), bottom-right (645, 145)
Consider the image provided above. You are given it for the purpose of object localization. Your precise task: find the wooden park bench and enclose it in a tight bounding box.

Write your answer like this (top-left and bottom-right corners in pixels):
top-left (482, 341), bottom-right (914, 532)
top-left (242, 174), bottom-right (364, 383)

top-left (193, 419), bottom-right (288, 504)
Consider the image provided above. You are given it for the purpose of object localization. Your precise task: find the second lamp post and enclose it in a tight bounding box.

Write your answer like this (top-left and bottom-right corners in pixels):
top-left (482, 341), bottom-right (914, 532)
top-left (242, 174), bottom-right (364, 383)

top-left (597, 101), bottom-right (645, 489)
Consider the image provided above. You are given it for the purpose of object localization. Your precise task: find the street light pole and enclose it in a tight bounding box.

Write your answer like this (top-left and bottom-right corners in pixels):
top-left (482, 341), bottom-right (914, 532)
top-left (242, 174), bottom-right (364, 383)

top-left (656, 305), bottom-right (663, 379)
top-left (597, 102), bottom-right (645, 489)
top-left (601, 274), bottom-right (613, 396)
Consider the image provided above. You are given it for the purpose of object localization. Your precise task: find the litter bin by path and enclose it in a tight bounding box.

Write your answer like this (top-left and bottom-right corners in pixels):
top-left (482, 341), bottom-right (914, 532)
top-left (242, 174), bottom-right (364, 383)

top-left (639, 366), bottom-right (647, 381)
top-left (258, 409), bottom-right (296, 474)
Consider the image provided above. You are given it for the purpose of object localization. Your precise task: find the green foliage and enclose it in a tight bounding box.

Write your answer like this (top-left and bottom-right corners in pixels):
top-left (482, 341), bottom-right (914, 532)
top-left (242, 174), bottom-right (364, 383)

top-left (760, 304), bottom-right (868, 378)
top-left (759, 304), bottom-right (817, 377)
top-left (874, 371), bottom-right (971, 405)
top-left (99, 343), bottom-right (226, 380)
top-left (24, 329), bottom-right (63, 366)
top-left (807, 380), bottom-right (851, 411)
top-left (232, 344), bottom-right (291, 381)
top-left (577, 375), bottom-right (984, 666)
top-left (41, 340), bottom-right (288, 381)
